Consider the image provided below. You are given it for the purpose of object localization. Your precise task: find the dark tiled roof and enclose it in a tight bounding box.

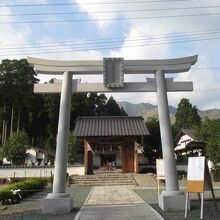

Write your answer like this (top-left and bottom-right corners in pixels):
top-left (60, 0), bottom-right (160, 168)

top-left (73, 116), bottom-right (149, 137)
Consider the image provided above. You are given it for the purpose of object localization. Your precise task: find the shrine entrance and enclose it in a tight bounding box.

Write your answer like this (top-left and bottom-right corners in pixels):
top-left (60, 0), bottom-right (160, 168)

top-left (101, 154), bottom-right (116, 167)
top-left (73, 116), bottom-right (149, 174)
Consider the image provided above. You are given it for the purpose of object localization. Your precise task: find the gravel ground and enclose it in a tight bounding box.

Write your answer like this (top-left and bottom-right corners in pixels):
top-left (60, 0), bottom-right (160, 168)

top-left (0, 186), bottom-right (92, 220)
top-left (133, 188), bottom-right (220, 220)
top-left (1, 183), bottom-right (220, 220)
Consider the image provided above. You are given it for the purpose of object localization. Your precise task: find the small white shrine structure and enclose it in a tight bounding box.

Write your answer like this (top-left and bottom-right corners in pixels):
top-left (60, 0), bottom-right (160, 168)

top-left (174, 128), bottom-right (206, 158)
top-left (27, 55), bottom-right (198, 214)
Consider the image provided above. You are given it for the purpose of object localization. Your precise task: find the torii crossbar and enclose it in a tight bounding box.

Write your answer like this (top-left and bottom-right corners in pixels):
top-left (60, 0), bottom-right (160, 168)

top-left (27, 55), bottom-right (198, 214)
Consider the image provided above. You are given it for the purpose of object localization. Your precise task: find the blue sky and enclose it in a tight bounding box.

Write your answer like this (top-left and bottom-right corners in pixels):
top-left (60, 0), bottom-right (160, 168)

top-left (0, 0), bottom-right (220, 110)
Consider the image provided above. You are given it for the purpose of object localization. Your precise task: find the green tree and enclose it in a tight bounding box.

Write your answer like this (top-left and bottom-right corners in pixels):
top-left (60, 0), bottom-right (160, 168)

top-left (195, 118), bottom-right (220, 175)
top-left (0, 131), bottom-right (28, 165)
top-left (87, 93), bottom-right (107, 116)
top-left (0, 59), bottom-right (39, 143)
top-left (143, 117), bottom-right (162, 164)
top-left (70, 93), bottom-right (91, 124)
top-left (43, 94), bottom-right (60, 151)
top-left (25, 94), bottom-right (48, 146)
top-left (105, 96), bottom-right (127, 116)
top-left (68, 134), bottom-right (79, 165)
top-left (173, 98), bottom-right (201, 136)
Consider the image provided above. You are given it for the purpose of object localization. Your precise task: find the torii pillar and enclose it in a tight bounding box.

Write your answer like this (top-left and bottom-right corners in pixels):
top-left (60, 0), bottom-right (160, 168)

top-left (28, 55), bottom-right (198, 214)
top-left (156, 70), bottom-right (184, 210)
top-left (43, 71), bottom-right (73, 214)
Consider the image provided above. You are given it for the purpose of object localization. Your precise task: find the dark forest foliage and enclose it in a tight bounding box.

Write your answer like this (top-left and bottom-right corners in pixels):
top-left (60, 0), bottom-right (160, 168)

top-left (0, 59), bottom-right (127, 154)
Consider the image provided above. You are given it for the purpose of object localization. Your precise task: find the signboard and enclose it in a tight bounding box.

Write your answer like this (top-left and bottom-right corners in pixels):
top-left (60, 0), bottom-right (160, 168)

top-left (156, 159), bottom-right (165, 180)
top-left (185, 156), bottom-right (216, 219)
top-left (186, 157), bottom-right (213, 193)
top-left (156, 159), bottom-right (165, 194)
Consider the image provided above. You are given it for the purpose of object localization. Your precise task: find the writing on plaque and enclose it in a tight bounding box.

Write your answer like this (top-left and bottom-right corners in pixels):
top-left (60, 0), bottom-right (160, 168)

top-left (156, 159), bottom-right (165, 179)
top-left (187, 157), bottom-right (205, 181)
top-left (186, 156), bottom-right (214, 193)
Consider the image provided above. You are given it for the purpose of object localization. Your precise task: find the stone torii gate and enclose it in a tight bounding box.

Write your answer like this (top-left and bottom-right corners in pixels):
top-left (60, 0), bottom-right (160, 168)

top-left (27, 55), bottom-right (198, 214)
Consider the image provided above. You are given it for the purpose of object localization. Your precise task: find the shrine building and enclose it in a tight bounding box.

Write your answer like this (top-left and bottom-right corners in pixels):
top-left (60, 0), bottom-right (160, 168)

top-left (73, 116), bottom-right (149, 174)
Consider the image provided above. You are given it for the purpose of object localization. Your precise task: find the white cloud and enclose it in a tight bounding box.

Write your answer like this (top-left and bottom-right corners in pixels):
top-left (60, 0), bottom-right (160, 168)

top-left (74, 0), bottom-right (120, 30)
top-left (103, 1), bottom-right (220, 109)
top-left (0, 6), bottom-right (32, 60)
top-left (28, 37), bottom-right (104, 83)
top-left (169, 54), bottom-right (220, 110)
top-left (1, 0), bottom-right (220, 110)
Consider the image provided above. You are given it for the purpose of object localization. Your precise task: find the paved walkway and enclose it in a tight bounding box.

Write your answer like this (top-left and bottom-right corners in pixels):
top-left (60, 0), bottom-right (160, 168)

top-left (75, 185), bottom-right (164, 220)
top-left (85, 185), bottom-right (144, 205)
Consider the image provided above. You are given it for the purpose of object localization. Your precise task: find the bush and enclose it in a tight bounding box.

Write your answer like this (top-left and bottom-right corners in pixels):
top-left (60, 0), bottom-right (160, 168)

top-left (0, 178), bottom-right (47, 203)
top-left (0, 178), bottom-right (7, 184)
top-left (0, 189), bottom-right (13, 202)
top-left (212, 165), bottom-right (220, 177)
top-left (1, 131), bottom-right (28, 165)
top-left (139, 167), bottom-right (156, 174)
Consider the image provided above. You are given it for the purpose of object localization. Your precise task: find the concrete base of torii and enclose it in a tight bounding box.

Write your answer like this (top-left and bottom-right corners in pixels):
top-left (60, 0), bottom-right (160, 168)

top-left (42, 193), bottom-right (73, 214)
top-left (159, 191), bottom-right (190, 211)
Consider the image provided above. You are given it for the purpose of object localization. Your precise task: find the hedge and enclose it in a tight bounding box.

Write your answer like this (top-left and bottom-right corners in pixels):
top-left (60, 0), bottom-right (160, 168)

top-left (0, 178), bottom-right (47, 203)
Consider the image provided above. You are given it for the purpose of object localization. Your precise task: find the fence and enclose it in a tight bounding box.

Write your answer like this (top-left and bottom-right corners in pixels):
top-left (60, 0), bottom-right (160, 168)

top-left (0, 165), bottom-right (85, 178)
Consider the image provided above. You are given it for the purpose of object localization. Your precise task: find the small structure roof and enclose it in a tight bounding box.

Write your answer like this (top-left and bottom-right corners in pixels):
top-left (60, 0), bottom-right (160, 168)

top-left (73, 116), bottom-right (149, 137)
top-left (186, 140), bottom-right (206, 150)
top-left (174, 128), bottom-right (206, 154)
top-left (27, 146), bottom-right (55, 157)
top-left (175, 128), bottom-right (196, 141)
top-left (174, 141), bottom-right (206, 153)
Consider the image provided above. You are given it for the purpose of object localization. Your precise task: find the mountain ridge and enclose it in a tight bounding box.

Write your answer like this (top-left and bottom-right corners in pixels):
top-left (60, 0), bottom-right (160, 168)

top-left (118, 101), bottom-right (220, 120)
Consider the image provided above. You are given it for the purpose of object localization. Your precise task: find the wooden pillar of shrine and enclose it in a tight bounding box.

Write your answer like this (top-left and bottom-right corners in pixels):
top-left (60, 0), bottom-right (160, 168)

top-left (84, 139), bottom-right (93, 175)
top-left (122, 138), bottom-right (135, 173)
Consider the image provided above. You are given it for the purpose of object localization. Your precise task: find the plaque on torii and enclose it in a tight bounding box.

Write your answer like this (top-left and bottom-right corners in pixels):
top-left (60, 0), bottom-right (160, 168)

top-left (27, 55), bottom-right (198, 214)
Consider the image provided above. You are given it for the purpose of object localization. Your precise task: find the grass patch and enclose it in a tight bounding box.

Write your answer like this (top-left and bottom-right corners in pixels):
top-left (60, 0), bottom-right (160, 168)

top-left (0, 178), bottom-right (47, 204)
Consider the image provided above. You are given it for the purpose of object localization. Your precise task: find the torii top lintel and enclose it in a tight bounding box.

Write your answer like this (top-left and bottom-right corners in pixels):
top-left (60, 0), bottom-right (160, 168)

top-left (27, 55), bottom-right (198, 75)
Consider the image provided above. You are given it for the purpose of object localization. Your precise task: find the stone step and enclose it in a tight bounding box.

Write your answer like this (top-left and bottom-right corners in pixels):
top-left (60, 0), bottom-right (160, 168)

top-left (71, 175), bottom-right (133, 178)
top-left (72, 179), bottom-right (136, 184)
top-left (73, 182), bottom-right (134, 186)
top-left (72, 178), bottom-right (135, 182)
top-left (71, 178), bottom-right (134, 183)
top-left (94, 170), bottom-right (122, 174)
top-left (74, 178), bottom-right (134, 181)
top-left (73, 177), bottom-right (132, 180)
top-left (73, 180), bottom-right (133, 183)
top-left (69, 173), bottom-right (137, 186)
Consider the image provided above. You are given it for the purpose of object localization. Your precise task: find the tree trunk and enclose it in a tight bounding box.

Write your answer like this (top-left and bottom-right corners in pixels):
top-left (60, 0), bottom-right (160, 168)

top-left (4, 121), bottom-right (7, 143)
top-left (2, 120), bottom-right (5, 144)
top-left (17, 108), bottom-right (20, 131)
top-left (10, 107), bottom-right (14, 135)
top-left (2, 106), bottom-right (6, 144)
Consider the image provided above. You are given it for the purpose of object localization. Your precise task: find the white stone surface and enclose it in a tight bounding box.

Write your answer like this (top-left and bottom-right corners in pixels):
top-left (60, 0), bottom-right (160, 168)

top-left (0, 166), bottom-right (85, 178)
top-left (42, 197), bottom-right (73, 214)
top-left (85, 185), bottom-right (144, 205)
top-left (34, 82), bottom-right (193, 93)
top-left (159, 194), bottom-right (188, 211)
top-left (155, 70), bottom-right (179, 192)
top-left (27, 55), bottom-right (198, 75)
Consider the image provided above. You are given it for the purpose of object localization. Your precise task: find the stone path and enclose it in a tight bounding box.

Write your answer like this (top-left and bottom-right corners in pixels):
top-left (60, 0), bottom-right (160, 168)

top-left (85, 185), bottom-right (144, 205)
top-left (75, 185), bottom-right (164, 220)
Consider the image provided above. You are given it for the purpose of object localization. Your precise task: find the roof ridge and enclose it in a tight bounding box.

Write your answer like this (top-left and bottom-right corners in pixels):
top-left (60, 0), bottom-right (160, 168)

top-left (73, 116), bottom-right (149, 137)
top-left (77, 116), bottom-right (143, 119)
